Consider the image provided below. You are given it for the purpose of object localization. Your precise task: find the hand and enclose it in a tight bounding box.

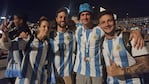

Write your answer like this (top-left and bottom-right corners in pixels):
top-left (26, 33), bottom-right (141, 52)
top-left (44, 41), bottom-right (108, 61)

top-left (107, 61), bottom-right (124, 77)
top-left (129, 30), bottom-right (144, 49)
top-left (2, 26), bottom-right (9, 33)
top-left (3, 18), bottom-right (8, 27)
top-left (7, 21), bottom-right (14, 29)
top-left (19, 32), bottom-right (29, 39)
top-left (2, 32), bottom-right (9, 42)
top-left (0, 23), bottom-right (8, 33)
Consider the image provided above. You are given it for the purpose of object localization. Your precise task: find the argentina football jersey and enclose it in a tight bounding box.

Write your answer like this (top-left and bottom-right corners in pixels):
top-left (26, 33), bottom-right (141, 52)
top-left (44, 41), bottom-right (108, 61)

top-left (74, 26), bottom-right (104, 77)
top-left (102, 33), bottom-right (148, 84)
top-left (4, 37), bottom-right (28, 78)
top-left (49, 31), bottom-right (76, 77)
top-left (15, 37), bottom-right (49, 84)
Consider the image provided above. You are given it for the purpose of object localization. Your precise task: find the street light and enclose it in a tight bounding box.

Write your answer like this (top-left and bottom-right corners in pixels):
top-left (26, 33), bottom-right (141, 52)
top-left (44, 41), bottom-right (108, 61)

top-left (92, 6), bottom-right (95, 9)
top-left (0, 16), bottom-right (6, 19)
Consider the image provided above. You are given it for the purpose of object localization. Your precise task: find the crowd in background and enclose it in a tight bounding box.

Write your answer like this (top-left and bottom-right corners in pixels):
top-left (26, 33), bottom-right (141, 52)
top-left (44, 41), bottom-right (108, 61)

top-left (0, 2), bottom-right (148, 84)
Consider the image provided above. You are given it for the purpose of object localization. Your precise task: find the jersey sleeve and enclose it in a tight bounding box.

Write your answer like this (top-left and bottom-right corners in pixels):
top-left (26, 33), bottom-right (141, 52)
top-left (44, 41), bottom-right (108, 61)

top-left (94, 26), bottom-right (105, 37)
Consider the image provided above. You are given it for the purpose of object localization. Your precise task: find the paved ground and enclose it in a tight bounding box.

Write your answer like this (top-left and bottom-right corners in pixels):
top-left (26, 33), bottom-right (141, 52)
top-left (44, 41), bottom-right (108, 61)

top-left (0, 55), bottom-right (9, 84)
top-left (0, 55), bottom-right (7, 78)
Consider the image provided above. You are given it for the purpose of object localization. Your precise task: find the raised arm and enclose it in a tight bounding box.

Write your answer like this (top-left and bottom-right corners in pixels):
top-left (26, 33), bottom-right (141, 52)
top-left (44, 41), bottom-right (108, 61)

top-left (0, 31), bottom-right (11, 49)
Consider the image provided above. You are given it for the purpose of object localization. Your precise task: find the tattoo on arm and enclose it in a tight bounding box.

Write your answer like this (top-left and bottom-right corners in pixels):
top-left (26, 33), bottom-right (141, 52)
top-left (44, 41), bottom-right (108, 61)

top-left (124, 55), bottom-right (149, 75)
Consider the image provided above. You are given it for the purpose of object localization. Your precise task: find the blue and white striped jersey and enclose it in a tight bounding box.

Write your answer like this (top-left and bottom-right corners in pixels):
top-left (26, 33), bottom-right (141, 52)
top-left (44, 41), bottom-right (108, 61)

top-left (15, 37), bottom-right (49, 84)
top-left (49, 30), bottom-right (76, 77)
top-left (73, 26), bottom-right (105, 77)
top-left (102, 32), bottom-right (149, 84)
top-left (76, 22), bottom-right (82, 28)
top-left (0, 37), bottom-right (29, 78)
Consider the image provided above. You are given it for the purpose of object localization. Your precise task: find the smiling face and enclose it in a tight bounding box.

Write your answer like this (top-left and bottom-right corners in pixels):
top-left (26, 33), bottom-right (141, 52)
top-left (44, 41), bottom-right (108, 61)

top-left (99, 14), bottom-right (116, 35)
top-left (56, 11), bottom-right (68, 28)
top-left (80, 12), bottom-right (92, 26)
top-left (38, 20), bottom-right (50, 37)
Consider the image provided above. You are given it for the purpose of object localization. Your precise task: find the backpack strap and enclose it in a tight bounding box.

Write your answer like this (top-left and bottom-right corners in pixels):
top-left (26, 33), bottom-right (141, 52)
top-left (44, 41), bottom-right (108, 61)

top-left (100, 35), bottom-right (105, 65)
top-left (99, 35), bottom-right (107, 84)
top-left (122, 32), bottom-right (132, 56)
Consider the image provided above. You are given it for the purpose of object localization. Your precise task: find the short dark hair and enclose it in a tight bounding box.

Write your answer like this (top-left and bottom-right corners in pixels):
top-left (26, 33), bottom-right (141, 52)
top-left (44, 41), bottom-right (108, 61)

top-left (56, 7), bottom-right (68, 17)
top-left (98, 10), bottom-right (115, 21)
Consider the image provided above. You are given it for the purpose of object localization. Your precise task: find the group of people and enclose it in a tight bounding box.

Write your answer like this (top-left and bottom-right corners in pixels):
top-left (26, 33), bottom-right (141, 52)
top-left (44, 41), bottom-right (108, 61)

top-left (0, 2), bottom-right (149, 84)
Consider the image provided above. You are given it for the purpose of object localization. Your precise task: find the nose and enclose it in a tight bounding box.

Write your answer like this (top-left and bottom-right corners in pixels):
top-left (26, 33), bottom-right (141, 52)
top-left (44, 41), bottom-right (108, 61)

top-left (105, 21), bottom-right (110, 27)
top-left (83, 14), bottom-right (88, 19)
top-left (61, 17), bottom-right (65, 21)
top-left (45, 26), bottom-right (49, 31)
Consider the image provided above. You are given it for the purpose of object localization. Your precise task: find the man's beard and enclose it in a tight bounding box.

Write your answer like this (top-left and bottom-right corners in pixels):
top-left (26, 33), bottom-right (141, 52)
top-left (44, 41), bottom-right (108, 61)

top-left (57, 22), bottom-right (67, 28)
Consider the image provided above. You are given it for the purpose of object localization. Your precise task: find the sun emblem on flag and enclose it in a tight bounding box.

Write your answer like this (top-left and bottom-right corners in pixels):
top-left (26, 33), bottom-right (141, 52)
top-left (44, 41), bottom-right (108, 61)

top-left (116, 44), bottom-right (121, 51)
top-left (67, 36), bottom-right (71, 41)
top-left (65, 35), bottom-right (71, 43)
top-left (93, 35), bottom-right (98, 40)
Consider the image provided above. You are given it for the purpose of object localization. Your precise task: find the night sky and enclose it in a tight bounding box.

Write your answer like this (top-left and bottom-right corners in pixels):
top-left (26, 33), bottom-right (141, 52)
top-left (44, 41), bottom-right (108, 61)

top-left (0, 0), bottom-right (149, 22)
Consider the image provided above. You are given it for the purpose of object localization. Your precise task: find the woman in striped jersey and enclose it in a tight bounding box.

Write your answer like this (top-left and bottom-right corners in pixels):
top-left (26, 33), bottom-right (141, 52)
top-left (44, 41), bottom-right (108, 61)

top-left (0, 13), bottom-right (31, 84)
top-left (99, 10), bottom-right (149, 84)
top-left (15, 17), bottom-right (50, 84)
top-left (49, 7), bottom-right (76, 84)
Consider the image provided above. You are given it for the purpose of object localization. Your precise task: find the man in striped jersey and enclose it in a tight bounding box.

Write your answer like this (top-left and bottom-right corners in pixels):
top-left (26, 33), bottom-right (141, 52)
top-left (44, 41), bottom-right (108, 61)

top-left (49, 7), bottom-right (76, 84)
top-left (73, 3), bottom-right (105, 84)
top-left (99, 10), bottom-right (149, 84)
top-left (73, 3), bottom-right (145, 84)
